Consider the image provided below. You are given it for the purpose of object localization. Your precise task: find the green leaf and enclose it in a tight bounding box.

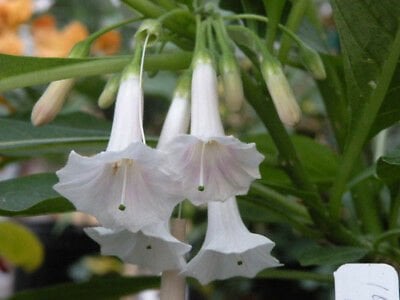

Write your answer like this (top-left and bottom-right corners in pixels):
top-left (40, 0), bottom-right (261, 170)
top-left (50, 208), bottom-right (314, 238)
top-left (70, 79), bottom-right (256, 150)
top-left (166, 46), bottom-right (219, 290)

top-left (0, 221), bottom-right (44, 272)
top-left (0, 52), bottom-right (191, 92)
top-left (248, 134), bottom-right (339, 187)
top-left (0, 116), bottom-right (109, 156)
top-left (0, 173), bottom-right (74, 216)
top-left (10, 276), bottom-right (160, 300)
top-left (376, 150), bottom-right (400, 186)
top-left (298, 246), bottom-right (369, 266)
top-left (331, 0), bottom-right (400, 136)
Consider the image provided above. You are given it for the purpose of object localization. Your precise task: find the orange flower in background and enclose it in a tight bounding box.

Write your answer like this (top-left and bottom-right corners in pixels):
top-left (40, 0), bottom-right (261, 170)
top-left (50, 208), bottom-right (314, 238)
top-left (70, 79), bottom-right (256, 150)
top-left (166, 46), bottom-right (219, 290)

top-left (92, 30), bottom-right (121, 55)
top-left (0, 0), bottom-right (33, 31)
top-left (0, 30), bottom-right (23, 55)
top-left (32, 14), bottom-right (88, 57)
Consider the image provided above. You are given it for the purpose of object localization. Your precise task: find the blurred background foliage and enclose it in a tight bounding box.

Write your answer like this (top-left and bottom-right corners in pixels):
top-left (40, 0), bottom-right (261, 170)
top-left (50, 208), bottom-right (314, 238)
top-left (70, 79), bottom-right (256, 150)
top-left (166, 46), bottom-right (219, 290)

top-left (0, 0), bottom-right (400, 299)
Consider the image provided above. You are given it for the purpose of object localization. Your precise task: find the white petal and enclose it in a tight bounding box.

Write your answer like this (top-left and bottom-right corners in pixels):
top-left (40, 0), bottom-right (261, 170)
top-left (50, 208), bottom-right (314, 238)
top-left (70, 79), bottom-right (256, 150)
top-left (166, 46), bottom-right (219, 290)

top-left (107, 75), bottom-right (143, 151)
top-left (163, 135), bottom-right (264, 205)
top-left (182, 197), bottom-right (281, 284)
top-left (191, 60), bottom-right (224, 137)
top-left (157, 95), bottom-right (190, 149)
top-left (54, 143), bottom-right (182, 232)
top-left (85, 223), bottom-right (191, 273)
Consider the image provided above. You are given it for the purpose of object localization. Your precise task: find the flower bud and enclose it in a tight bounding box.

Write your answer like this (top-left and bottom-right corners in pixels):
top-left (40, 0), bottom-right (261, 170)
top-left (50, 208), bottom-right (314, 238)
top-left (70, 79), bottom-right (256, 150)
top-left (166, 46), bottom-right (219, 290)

top-left (31, 79), bottom-right (75, 126)
top-left (135, 19), bottom-right (161, 47)
top-left (98, 74), bottom-right (121, 109)
top-left (31, 40), bottom-right (91, 126)
top-left (221, 57), bottom-right (245, 112)
top-left (260, 57), bottom-right (301, 126)
top-left (299, 43), bottom-right (326, 80)
top-left (157, 73), bottom-right (191, 148)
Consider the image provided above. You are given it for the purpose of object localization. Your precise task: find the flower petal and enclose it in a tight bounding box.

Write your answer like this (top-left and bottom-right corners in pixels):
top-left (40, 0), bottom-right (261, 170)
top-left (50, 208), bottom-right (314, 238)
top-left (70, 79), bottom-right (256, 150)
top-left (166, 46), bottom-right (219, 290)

top-left (85, 222), bottom-right (191, 273)
top-left (182, 197), bottom-right (280, 284)
top-left (163, 135), bottom-right (264, 205)
top-left (54, 143), bottom-right (182, 232)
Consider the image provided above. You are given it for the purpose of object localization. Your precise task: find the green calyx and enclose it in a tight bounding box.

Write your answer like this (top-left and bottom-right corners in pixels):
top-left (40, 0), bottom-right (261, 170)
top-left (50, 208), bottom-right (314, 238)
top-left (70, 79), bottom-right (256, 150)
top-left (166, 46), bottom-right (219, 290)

top-left (135, 19), bottom-right (162, 47)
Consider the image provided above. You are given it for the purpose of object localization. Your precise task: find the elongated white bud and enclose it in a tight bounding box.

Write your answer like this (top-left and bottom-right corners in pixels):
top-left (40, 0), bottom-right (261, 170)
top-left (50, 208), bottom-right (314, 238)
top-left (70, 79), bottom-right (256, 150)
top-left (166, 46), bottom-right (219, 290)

top-left (261, 57), bottom-right (301, 126)
top-left (31, 79), bottom-right (75, 126)
top-left (221, 59), bottom-right (245, 112)
top-left (98, 74), bottom-right (121, 109)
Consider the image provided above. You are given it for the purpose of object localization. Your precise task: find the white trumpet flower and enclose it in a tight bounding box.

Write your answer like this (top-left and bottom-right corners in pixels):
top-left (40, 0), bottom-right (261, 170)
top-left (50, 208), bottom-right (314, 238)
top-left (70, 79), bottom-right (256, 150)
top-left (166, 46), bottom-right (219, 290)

top-left (54, 74), bottom-right (181, 232)
top-left (182, 197), bottom-right (281, 284)
top-left (163, 57), bottom-right (263, 205)
top-left (85, 222), bottom-right (191, 273)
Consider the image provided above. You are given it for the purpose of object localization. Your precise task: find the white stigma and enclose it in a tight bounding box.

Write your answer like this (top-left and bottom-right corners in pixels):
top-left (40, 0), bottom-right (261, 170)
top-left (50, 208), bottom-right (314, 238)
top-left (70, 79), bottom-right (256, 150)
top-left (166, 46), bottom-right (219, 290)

top-left (118, 159), bottom-right (132, 211)
top-left (198, 142), bottom-right (206, 192)
top-left (138, 33), bottom-right (151, 145)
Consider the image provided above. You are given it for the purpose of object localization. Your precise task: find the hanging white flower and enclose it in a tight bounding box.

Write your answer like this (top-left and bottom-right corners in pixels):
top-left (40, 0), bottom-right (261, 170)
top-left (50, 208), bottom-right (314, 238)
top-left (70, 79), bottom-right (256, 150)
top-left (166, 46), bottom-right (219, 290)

top-left (182, 197), bottom-right (281, 284)
top-left (162, 56), bottom-right (264, 205)
top-left (54, 74), bottom-right (181, 232)
top-left (85, 222), bottom-right (191, 273)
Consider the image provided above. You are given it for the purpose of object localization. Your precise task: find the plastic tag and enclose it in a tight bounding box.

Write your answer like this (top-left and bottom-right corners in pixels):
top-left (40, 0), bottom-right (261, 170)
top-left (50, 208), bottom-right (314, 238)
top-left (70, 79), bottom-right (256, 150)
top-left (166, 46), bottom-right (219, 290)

top-left (334, 263), bottom-right (399, 300)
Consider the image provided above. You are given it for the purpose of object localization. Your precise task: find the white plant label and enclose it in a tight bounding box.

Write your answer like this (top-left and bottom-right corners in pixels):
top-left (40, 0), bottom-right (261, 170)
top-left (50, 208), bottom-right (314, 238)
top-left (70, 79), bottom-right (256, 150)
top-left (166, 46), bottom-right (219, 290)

top-left (334, 264), bottom-right (399, 300)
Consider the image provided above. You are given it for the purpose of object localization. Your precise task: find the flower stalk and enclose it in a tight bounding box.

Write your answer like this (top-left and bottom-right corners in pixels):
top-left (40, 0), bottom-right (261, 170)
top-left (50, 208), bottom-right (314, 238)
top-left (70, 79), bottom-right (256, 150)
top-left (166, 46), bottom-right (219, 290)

top-left (160, 219), bottom-right (188, 300)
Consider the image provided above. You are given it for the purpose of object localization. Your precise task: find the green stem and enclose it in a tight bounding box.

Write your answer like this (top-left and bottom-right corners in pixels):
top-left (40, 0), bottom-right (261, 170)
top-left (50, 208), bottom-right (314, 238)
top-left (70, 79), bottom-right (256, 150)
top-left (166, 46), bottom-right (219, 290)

top-left (155, 0), bottom-right (176, 10)
top-left (251, 183), bottom-right (310, 222)
top-left (0, 52), bottom-right (192, 92)
top-left (258, 269), bottom-right (333, 283)
top-left (263, 0), bottom-right (286, 51)
top-left (205, 20), bottom-right (218, 60)
top-left (225, 14), bottom-right (308, 50)
top-left (85, 17), bottom-right (143, 44)
top-left (241, 70), bottom-right (364, 246)
top-left (389, 190), bottom-right (400, 231)
top-left (329, 25), bottom-right (400, 221)
top-left (213, 18), bottom-right (233, 58)
top-left (122, 0), bottom-right (164, 18)
top-left (122, 0), bottom-right (195, 39)
top-left (373, 229), bottom-right (400, 249)
top-left (278, 0), bottom-right (309, 63)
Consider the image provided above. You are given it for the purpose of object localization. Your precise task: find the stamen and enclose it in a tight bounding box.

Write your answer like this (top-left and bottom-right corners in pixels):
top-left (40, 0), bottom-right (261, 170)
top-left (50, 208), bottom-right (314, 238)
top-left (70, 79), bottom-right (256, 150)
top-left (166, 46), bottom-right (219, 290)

top-left (112, 162), bottom-right (120, 175)
top-left (138, 33), bottom-right (151, 145)
top-left (118, 160), bottom-right (130, 211)
top-left (146, 245), bottom-right (152, 250)
top-left (198, 142), bottom-right (206, 192)
top-left (237, 260), bottom-right (243, 266)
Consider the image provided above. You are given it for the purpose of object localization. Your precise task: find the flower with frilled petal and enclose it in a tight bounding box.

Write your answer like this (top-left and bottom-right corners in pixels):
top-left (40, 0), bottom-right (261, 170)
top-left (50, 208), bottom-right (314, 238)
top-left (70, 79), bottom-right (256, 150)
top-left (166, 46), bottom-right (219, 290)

top-left (80, 72), bottom-right (192, 273)
top-left (54, 72), bottom-right (181, 232)
top-left (162, 54), bottom-right (264, 205)
top-left (182, 197), bottom-right (280, 284)
top-left (85, 222), bottom-right (191, 273)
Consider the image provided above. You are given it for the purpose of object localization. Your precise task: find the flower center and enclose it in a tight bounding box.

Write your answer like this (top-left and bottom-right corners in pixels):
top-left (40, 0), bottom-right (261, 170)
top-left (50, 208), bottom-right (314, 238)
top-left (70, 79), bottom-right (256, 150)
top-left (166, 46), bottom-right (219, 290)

top-left (113, 159), bottom-right (134, 211)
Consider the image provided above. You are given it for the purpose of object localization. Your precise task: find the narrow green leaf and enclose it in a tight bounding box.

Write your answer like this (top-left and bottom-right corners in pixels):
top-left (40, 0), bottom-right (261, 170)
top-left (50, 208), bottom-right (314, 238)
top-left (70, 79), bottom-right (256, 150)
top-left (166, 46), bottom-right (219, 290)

top-left (298, 246), bottom-right (369, 266)
top-left (10, 276), bottom-right (160, 300)
top-left (0, 52), bottom-right (191, 92)
top-left (0, 117), bottom-right (109, 156)
top-left (0, 173), bottom-right (74, 216)
top-left (0, 222), bottom-right (44, 272)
